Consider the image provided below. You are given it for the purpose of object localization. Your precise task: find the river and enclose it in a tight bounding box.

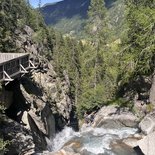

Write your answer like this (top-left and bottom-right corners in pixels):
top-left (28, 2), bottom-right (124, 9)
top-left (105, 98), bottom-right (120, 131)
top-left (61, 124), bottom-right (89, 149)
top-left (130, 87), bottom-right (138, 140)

top-left (46, 126), bottom-right (140, 155)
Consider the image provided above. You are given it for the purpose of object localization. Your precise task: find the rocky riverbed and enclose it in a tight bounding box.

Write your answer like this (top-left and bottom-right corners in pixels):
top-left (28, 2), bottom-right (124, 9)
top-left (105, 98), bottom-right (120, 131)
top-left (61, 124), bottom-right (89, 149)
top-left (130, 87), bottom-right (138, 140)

top-left (38, 126), bottom-right (139, 155)
top-left (35, 105), bottom-right (155, 155)
top-left (21, 103), bottom-right (155, 155)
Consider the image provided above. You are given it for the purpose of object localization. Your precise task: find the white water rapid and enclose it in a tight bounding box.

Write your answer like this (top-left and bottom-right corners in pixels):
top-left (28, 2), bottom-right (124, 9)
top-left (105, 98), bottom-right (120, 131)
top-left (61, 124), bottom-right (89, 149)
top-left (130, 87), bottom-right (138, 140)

top-left (47, 126), bottom-right (139, 155)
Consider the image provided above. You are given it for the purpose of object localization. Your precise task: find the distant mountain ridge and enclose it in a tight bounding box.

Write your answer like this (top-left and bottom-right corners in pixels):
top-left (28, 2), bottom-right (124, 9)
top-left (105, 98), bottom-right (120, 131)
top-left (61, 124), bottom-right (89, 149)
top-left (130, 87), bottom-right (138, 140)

top-left (41, 0), bottom-right (89, 24)
top-left (41, 0), bottom-right (125, 37)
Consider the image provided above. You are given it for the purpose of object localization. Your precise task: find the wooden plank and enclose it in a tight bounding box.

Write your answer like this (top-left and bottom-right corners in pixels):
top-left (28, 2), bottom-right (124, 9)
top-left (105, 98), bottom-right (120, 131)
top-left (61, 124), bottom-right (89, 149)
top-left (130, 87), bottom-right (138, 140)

top-left (0, 53), bottom-right (29, 65)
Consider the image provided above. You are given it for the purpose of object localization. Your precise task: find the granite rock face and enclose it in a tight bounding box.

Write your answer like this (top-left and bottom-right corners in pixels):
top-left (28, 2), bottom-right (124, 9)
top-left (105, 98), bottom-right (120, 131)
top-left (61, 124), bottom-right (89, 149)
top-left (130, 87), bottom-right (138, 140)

top-left (0, 116), bottom-right (36, 155)
top-left (149, 73), bottom-right (155, 105)
top-left (137, 131), bottom-right (155, 155)
top-left (0, 25), bottom-right (74, 154)
top-left (93, 105), bottom-right (139, 129)
top-left (135, 111), bottom-right (155, 155)
top-left (139, 112), bottom-right (155, 135)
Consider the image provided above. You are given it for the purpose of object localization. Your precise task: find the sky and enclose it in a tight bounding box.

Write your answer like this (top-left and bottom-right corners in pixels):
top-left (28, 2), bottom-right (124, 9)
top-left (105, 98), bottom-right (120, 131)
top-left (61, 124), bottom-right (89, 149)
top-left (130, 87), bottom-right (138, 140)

top-left (29, 0), bottom-right (63, 8)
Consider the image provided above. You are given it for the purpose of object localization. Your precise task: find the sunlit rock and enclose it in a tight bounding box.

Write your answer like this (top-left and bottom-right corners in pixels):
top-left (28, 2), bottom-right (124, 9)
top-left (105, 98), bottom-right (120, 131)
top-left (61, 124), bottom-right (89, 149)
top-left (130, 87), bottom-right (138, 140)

top-left (93, 105), bottom-right (139, 128)
top-left (137, 131), bottom-right (155, 155)
top-left (139, 111), bottom-right (155, 134)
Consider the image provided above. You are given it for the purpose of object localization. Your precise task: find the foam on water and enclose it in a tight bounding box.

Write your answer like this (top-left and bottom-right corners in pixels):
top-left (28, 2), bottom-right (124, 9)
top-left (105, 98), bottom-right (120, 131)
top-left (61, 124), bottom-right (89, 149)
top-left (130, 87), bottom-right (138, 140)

top-left (80, 126), bottom-right (137, 154)
top-left (48, 126), bottom-right (138, 154)
top-left (48, 126), bottom-right (80, 151)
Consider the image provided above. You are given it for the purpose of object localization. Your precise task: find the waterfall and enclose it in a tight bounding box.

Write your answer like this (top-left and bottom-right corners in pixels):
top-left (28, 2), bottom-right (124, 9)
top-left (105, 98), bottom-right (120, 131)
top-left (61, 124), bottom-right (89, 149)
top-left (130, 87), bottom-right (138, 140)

top-left (47, 126), bottom-right (79, 151)
top-left (46, 126), bottom-right (138, 155)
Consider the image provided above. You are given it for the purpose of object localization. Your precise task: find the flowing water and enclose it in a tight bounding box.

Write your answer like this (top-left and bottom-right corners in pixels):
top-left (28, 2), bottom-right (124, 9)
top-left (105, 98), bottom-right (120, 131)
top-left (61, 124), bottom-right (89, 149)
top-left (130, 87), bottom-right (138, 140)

top-left (47, 126), bottom-right (139, 155)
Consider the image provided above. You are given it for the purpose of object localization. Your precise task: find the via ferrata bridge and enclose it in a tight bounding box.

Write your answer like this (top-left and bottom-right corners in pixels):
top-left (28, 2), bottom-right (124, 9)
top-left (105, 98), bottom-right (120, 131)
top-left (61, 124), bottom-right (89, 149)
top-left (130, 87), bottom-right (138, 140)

top-left (0, 53), bottom-right (35, 85)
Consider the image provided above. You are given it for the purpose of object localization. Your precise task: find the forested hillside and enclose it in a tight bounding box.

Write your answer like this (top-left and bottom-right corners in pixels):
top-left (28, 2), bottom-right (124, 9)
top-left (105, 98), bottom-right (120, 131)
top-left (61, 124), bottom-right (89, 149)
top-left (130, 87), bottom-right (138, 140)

top-left (0, 0), bottom-right (155, 117)
top-left (41, 0), bottom-right (125, 38)
top-left (40, 0), bottom-right (155, 117)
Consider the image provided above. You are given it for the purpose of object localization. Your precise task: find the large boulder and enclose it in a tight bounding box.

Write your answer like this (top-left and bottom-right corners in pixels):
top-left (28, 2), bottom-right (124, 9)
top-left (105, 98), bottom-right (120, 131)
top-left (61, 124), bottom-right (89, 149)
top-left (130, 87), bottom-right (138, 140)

top-left (31, 70), bottom-right (72, 121)
top-left (139, 111), bottom-right (155, 135)
top-left (112, 142), bottom-right (140, 155)
top-left (1, 24), bottom-right (75, 154)
top-left (44, 149), bottom-right (80, 155)
top-left (41, 141), bottom-right (82, 155)
top-left (137, 131), bottom-right (155, 155)
top-left (149, 73), bottom-right (155, 105)
top-left (123, 137), bottom-right (142, 148)
top-left (93, 105), bottom-right (139, 128)
top-left (0, 117), bottom-right (35, 155)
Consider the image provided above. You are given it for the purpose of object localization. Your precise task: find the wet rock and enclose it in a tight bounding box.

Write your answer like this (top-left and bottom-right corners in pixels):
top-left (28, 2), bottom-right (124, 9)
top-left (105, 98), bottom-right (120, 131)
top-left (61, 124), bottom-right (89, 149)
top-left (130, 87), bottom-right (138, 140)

top-left (112, 143), bottom-right (139, 155)
top-left (42, 141), bottom-right (82, 155)
top-left (123, 137), bottom-right (142, 148)
top-left (27, 113), bottom-right (47, 151)
top-left (46, 141), bottom-right (82, 155)
top-left (80, 149), bottom-right (96, 155)
top-left (45, 149), bottom-right (80, 155)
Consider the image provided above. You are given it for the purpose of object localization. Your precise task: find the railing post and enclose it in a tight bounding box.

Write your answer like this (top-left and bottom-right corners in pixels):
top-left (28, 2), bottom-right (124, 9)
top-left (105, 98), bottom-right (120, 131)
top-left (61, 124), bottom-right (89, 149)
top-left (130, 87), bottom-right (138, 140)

top-left (29, 60), bottom-right (37, 69)
top-left (2, 64), bottom-right (4, 81)
top-left (19, 58), bottom-right (21, 73)
top-left (0, 53), bottom-right (34, 85)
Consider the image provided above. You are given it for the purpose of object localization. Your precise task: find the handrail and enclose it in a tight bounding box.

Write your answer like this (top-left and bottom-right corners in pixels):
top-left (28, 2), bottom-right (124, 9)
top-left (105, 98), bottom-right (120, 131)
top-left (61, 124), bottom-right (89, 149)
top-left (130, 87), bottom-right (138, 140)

top-left (0, 53), bottom-right (31, 85)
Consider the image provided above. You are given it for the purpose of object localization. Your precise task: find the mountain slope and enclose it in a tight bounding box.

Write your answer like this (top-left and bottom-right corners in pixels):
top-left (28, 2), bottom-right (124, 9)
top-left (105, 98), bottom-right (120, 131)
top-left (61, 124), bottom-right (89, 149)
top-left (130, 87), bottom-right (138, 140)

top-left (41, 0), bottom-right (89, 24)
top-left (41, 0), bottom-right (125, 38)
top-left (41, 0), bottom-right (89, 36)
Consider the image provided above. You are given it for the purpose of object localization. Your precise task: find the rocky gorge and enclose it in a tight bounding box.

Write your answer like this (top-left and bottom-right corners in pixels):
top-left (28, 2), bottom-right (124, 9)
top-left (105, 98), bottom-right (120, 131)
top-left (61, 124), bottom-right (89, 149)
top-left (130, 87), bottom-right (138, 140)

top-left (0, 25), bottom-right (155, 155)
top-left (35, 105), bottom-right (155, 155)
top-left (0, 26), bottom-right (155, 155)
top-left (0, 25), bottom-right (78, 155)
top-left (0, 0), bottom-right (155, 154)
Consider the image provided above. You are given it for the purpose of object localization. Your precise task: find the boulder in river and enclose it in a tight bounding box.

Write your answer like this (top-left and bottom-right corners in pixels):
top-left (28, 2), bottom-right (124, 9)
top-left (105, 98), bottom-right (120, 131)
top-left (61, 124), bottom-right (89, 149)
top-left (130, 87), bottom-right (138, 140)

top-left (93, 105), bottom-right (139, 128)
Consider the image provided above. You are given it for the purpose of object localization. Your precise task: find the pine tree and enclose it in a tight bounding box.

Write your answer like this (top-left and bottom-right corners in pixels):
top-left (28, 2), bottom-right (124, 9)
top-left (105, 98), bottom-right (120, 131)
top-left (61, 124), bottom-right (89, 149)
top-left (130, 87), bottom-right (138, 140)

top-left (86, 0), bottom-right (107, 34)
top-left (77, 0), bottom-right (109, 115)
top-left (26, 0), bottom-right (30, 7)
top-left (38, 0), bottom-right (41, 9)
top-left (85, 0), bottom-right (108, 88)
top-left (117, 0), bottom-right (155, 95)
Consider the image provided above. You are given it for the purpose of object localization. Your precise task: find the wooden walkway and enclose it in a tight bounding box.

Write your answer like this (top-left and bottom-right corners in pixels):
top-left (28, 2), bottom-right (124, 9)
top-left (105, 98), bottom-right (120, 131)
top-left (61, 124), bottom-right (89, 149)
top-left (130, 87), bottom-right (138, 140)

top-left (0, 53), bottom-right (35, 85)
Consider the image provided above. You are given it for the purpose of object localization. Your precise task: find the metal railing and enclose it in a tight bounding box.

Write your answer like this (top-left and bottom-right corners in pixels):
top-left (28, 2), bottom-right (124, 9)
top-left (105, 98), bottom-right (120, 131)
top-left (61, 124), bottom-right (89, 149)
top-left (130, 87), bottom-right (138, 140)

top-left (0, 53), bottom-right (30, 84)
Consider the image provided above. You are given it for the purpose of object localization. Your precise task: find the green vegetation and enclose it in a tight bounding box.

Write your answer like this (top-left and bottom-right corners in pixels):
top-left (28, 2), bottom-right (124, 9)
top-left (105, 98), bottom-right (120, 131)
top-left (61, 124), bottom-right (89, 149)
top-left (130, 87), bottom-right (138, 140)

top-left (41, 0), bottom-right (126, 39)
top-left (0, 138), bottom-right (7, 152)
top-left (0, 124), bottom-right (9, 153)
top-left (51, 0), bottom-right (155, 117)
top-left (0, 0), bottom-right (53, 57)
top-left (146, 103), bottom-right (154, 113)
top-left (77, 0), bottom-right (110, 116)
top-left (0, 105), bottom-right (8, 153)
top-left (0, 0), bottom-right (155, 118)
top-left (117, 0), bottom-right (155, 97)
top-left (0, 84), bottom-right (6, 153)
